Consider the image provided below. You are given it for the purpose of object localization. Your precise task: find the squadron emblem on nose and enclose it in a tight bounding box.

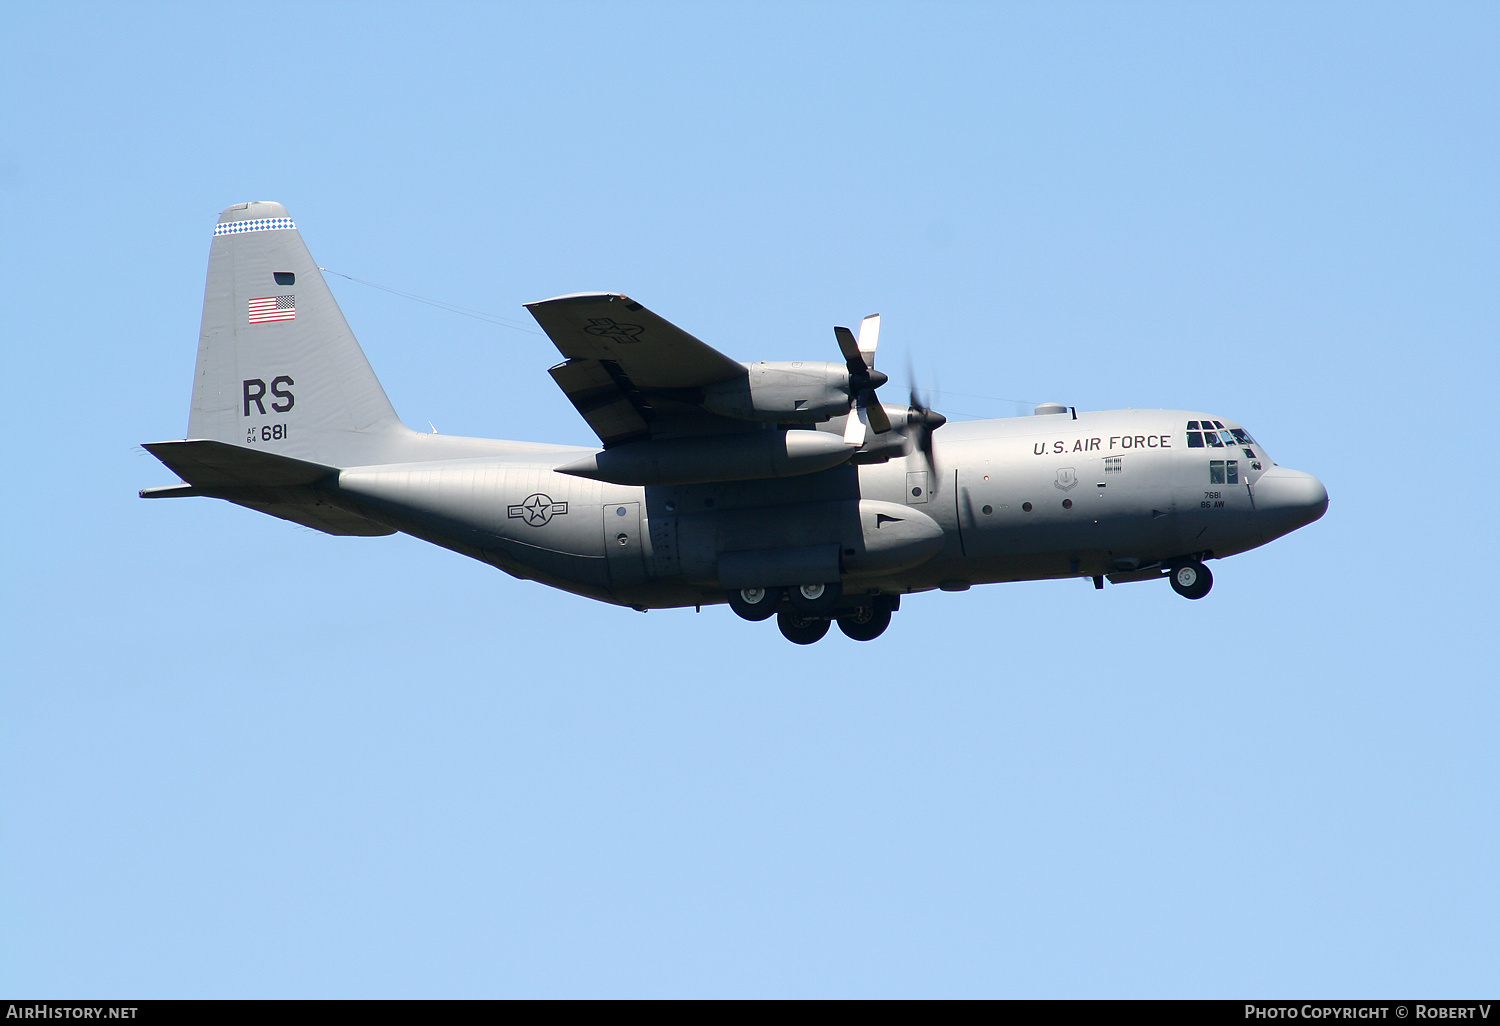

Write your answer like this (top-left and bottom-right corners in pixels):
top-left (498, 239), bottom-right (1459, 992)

top-left (507, 493), bottom-right (569, 526)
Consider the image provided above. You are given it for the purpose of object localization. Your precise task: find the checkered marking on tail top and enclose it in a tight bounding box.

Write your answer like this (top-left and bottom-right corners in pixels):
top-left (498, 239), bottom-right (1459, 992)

top-left (214, 217), bottom-right (296, 236)
top-left (248, 295), bottom-right (296, 324)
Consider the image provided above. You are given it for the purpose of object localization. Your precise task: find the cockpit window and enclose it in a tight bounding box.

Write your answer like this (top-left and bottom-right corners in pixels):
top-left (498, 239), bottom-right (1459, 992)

top-left (1210, 459), bottom-right (1240, 484)
top-left (1188, 420), bottom-right (1248, 448)
top-left (1190, 421), bottom-right (1260, 454)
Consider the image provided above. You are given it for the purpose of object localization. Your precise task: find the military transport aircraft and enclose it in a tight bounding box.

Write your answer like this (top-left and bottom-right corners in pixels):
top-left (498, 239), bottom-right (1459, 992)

top-left (142, 202), bottom-right (1328, 644)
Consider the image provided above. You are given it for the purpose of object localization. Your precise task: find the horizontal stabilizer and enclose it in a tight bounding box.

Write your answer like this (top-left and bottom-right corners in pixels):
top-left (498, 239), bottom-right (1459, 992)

top-left (140, 439), bottom-right (394, 537)
top-left (142, 439), bottom-right (336, 488)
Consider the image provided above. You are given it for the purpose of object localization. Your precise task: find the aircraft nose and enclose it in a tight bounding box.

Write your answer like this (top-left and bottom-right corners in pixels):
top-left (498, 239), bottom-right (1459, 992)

top-left (1255, 466), bottom-right (1328, 542)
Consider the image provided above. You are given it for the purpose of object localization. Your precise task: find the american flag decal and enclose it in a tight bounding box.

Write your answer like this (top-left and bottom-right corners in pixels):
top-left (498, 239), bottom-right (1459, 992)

top-left (248, 295), bottom-right (296, 324)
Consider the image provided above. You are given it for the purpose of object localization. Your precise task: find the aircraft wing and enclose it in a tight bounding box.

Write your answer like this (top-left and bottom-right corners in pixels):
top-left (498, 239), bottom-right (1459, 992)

top-left (526, 293), bottom-right (750, 447)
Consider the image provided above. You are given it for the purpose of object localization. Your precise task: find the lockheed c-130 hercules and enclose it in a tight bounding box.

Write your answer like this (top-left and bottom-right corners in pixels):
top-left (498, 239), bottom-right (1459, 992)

top-left (142, 202), bottom-right (1329, 644)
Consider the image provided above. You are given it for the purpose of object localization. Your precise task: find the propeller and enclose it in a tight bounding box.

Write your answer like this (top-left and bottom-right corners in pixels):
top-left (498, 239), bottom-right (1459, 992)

top-left (835, 314), bottom-right (890, 445)
top-left (906, 373), bottom-right (947, 486)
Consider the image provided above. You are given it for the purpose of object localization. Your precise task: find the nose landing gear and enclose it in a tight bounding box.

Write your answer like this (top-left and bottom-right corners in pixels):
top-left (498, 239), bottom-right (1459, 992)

top-left (1169, 561), bottom-right (1213, 600)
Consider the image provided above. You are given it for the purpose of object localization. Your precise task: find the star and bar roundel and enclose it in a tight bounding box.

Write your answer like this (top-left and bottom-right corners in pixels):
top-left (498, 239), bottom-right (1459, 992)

top-left (507, 493), bottom-right (569, 527)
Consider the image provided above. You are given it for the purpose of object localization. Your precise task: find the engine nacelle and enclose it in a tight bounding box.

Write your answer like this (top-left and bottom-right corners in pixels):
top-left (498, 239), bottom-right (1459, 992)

top-left (702, 362), bottom-right (851, 423)
top-left (554, 428), bottom-right (858, 486)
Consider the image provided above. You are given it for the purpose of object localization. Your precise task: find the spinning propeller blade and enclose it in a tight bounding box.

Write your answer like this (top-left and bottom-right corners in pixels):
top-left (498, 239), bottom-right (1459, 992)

top-left (906, 377), bottom-right (947, 487)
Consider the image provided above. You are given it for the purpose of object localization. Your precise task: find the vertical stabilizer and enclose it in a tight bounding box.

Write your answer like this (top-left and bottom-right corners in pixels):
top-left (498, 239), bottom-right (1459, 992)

top-left (187, 201), bottom-right (409, 466)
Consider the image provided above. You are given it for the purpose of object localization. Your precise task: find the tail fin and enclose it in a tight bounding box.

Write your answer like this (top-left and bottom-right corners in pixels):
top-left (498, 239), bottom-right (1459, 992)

top-left (186, 201), bottom-right (409, 466)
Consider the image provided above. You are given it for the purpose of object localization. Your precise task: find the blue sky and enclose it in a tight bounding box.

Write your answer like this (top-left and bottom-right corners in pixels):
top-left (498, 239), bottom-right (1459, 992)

top-left (2, 1), bottom-right (1495, 997)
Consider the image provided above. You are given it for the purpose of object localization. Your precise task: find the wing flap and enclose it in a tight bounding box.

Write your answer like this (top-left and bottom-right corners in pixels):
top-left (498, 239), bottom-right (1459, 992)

top-left (548, 359), bottom-right (651, 447)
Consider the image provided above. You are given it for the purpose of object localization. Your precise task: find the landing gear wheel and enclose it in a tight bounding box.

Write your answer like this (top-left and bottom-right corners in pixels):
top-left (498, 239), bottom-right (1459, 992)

top-left (787, 581), bottom-right (842, 615)
top-left (778, 611), bottom-right (831, 645)
top-left (727, 586), bottom-right (783, 621)
top-left (837, 605), bottom-right (892, 642)
top-left (1169, 561), bottom-right (1213, 600)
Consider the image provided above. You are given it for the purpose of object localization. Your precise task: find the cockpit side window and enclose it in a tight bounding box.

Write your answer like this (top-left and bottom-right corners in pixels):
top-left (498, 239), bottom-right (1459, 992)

top-left (1209, 459), bottom-right (1240, 484)
top-left (1204, 431), bottom-right (1224, 447)
top-left (1230, 428), bottom-right (1256, 446)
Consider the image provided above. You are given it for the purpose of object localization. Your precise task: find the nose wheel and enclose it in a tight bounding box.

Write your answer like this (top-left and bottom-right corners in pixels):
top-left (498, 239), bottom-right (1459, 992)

top-left (1169, 561), bottom-right (1213, 599)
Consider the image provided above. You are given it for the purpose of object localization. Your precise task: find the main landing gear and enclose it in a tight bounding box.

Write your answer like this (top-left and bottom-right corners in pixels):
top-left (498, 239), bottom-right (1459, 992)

top-left (727, 586), bottom-right (782, 621)
top-left (730, 584), bottom-right (896, 643)
top-left (1169, 560), bottom-right (1213, 600)
top-left (776, 605), bottom-right (893, 644)
top-left (835, 603), bottom-right (892, 641)
top-left (777, 610), bottom-right (831, 645)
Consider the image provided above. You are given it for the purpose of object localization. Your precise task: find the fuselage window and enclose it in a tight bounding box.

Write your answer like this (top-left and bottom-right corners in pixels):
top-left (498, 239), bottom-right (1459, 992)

top-left (1104, 457), bottom-right (1122, 474)
top-left (1209, 460), bottom-right (1240, 485)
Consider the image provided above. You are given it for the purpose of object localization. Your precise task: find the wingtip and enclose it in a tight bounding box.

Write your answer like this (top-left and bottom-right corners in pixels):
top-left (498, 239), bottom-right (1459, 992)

top-left (524, 291), bottom-right (630, 308)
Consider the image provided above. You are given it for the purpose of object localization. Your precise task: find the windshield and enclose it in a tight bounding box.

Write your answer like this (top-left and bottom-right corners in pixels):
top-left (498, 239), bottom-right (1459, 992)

top-left (1186, 420), bottom-right (1258, 450)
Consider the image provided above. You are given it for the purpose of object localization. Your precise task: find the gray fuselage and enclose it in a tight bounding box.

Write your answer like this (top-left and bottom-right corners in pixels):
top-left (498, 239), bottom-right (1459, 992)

top-left (326, 407), bottom-right (1328, 610)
